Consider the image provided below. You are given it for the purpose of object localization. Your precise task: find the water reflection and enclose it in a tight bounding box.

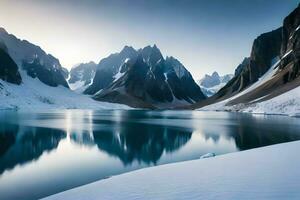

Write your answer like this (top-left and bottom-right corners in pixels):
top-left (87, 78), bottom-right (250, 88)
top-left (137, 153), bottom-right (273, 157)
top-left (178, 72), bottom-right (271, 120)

top-left (92, 127), bottom-right (192, 165)
top-left (0, 123), bottom-right (66, 175)
top-left (0, 110), bottom-right (300, 200)
top-left (231, 115), bottom-right (300, 150)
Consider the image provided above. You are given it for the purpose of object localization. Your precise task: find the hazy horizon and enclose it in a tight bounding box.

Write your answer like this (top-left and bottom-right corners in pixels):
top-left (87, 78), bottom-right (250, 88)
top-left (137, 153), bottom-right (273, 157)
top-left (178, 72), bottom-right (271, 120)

top-left (0, 0), bottom-right (299, 79)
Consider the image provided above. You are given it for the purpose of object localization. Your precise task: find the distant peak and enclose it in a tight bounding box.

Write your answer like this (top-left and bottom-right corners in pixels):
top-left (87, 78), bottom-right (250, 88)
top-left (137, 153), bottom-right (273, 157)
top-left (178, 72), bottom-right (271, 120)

top-left (153, 44), bottom-right (158, 49)
top-left (211, 71), bottom-right (220, 78)
top-left (87, 61), bottom-right (97, 65)
top-left (121, 45), bottom-right (136, 53)
top-left (0, 27), bottom-right (8, 34)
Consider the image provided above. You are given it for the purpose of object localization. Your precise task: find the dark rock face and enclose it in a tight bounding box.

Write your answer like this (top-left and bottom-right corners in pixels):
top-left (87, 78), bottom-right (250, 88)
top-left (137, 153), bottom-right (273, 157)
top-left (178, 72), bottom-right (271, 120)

top-left (234, 58), bottom-right (250, 76)
top-left (0, 28), bottom-right (69, 88)
top-left (91, 45), bottom-right (205, 108)
top-left (61, 67), bottom-right (69, 80)
top-left (192, 4), bottom-right (300, 109)
top-left (84, 46), bottom-right (138, 94)
top-left (279, 4), bottom-right (300, 82)
top-left (0, 124), bottom-right (66, 175)
top-left (0, 44), bottom-right (21, 84)
top-left (215, 27), bottom-right (283, 100)
top-left (22, 58), bottom-right (68, 87)
top-left (92, 120), bottom-right (192, 165)
top-left (68, 62), bottom-right (97, 86)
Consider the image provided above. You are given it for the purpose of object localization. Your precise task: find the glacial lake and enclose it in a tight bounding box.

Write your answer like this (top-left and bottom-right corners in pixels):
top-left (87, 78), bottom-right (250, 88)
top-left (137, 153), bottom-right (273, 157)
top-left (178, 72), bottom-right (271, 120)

top-left (0, 110), bottom-right (300, 200)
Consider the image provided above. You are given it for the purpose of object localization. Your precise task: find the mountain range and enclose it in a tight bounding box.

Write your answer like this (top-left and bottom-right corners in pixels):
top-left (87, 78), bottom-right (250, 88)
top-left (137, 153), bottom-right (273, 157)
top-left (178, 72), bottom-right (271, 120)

top-left (68, 61), bottom-right (97, 93)
top-left (0, 3), bottom-right (299, 114)
top-left (0, 28), bottom-right (204, 109)
top-left (81, 45), bottom-right (205, 108)
top-left (191, 3), bottom-right (300, 115)
top-left (0, 28), bottom-right (127, 110)
top-left (198, 72), bottom-right (233, 97)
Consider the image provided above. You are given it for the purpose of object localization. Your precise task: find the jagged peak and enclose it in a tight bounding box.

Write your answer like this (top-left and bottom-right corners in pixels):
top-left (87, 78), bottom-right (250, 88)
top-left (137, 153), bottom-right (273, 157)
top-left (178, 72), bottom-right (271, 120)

top-left (72, 61), bottom-right (97, 69)
top-left (0, 27), bottom-right (8, 34)
top-left (211, 71), bottom-right (219, 77)
top-left (121, 45), bottom-right (136, 53)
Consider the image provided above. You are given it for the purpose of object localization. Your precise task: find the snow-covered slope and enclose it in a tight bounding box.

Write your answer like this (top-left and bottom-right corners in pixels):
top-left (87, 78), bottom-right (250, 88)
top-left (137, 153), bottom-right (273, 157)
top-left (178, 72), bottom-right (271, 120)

top-left (198, 55), bottom-right (299, 115)
top-left (68, 62), bottom-right (97, 93)
top-left (0, 71), bottom-right (129, 110)
top-left (44, 141), bottom-right (300, 200)
top-left (241, 86), bottom-right (300, 116)
top-left (198, 72), bottom-right (233, 97)
top-left (0, 28), bottom-right (129, 110)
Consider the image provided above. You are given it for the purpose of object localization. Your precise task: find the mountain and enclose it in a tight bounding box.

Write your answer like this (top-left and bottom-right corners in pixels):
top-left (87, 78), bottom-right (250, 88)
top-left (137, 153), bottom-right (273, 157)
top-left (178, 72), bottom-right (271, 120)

top-left (68, 61), bottom-right (97, 92)
top-left (0, 28), bottom-right (129, 110)
top-left (84, 46), bottom-right (138, 95)
top-left (198, 72), bottom-right (233, 97)
top-left (87, 45), bottom-right (206, 108)
top-left (192, 4), bottom-right (300, 115)
top-left (0, 42), bottom-right (21, 84)
top-left (0, 28), bottom-right (69, 88)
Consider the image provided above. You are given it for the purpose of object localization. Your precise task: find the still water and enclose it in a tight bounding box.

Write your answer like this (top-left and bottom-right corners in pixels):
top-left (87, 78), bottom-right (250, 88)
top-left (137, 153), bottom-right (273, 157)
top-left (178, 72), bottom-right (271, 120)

top-left (0, 110), bottom-right (300, 200)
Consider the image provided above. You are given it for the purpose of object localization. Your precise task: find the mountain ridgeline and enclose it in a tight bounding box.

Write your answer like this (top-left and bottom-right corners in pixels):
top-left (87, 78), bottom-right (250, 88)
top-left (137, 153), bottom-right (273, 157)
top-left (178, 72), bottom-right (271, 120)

top-left (0, 28), bottom-right (68, 88)
top-left (68, 62), bottom-right (97, 92)
top-left (0, 27), bottom-right (204, 109)
top-left (1, 3), bottom-right (300, 110)
top-left (192, 4), bottom-right (300, 109)
top-left (198, 72), bottom-right (233, 97)
top-left (85, 45), bottom-right (205, 108)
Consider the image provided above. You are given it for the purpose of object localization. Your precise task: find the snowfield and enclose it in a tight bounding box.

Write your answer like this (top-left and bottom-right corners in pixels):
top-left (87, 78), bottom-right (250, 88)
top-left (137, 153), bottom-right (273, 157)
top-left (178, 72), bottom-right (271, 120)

top-left (43, 141), bottom-right (300, 200)
top-left (200, 85), bottom-right (300, 116)
top-left (241, 86), bottom-right (300, 116)
top-left (0, 71), bottom-right (130, 110)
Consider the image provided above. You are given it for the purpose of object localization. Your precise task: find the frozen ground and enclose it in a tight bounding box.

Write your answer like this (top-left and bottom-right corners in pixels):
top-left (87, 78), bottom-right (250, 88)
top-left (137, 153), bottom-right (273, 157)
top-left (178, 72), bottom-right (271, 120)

top-left (200, 86), bottom-right (300, 116)
top-left (0, 71), bottom-right (130, 110)
top-left (241, 86), bottom-right (300, 116)
top-left (44, 141), bottom-right (300, 200)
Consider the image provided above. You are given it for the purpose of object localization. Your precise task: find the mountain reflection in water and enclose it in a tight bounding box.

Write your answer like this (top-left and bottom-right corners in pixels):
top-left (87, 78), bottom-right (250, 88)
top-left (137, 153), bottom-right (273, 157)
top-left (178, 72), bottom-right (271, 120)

top-left (0, 110), bottom-right (300, 200)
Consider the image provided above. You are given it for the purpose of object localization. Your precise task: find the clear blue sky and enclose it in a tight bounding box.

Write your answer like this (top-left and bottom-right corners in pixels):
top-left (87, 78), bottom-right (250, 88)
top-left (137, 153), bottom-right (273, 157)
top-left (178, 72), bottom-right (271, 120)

top-left (0, 0), bottom-right (299, 79)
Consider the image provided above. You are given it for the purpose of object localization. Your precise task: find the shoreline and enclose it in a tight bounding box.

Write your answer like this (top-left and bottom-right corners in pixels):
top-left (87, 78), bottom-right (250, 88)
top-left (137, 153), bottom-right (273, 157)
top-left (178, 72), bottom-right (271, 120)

top-left (43, 141), bottom-right (300, 200)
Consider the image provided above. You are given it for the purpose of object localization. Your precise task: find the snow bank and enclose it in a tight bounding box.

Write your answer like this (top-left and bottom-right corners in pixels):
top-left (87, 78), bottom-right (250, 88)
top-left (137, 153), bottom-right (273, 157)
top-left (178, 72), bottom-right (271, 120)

top-left (200, 85), bottom-right (300, 116)
top-left (241, 86), bottom-right (300, 116)
top-left (0, 71), bottom-right (130, 110)
top-left (43, 141), bottom-right (300, 200)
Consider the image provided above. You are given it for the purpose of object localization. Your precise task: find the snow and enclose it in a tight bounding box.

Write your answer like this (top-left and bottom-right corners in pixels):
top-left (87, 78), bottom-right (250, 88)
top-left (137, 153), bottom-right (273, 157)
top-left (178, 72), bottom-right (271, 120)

top-left (232, 56), bottom-right (280, 99)
top-left (113, 58), bottom-right (130, 82)
top-left (200, 152), bottom-right (215, 159)
top-left (0, 71), bottom-right (130, 110)
top-left (43, 141), bottom-right (300, 200)
top-left (200, 84), bottom-right (300, 117)
top-left (68, 80), bottom-right (90, 93)
top-left (163, 72), bottom-right (168, 80)
top-left (241, 86), bottom-right (300, 116)
top-left (113, 67), bottom-right (125, 82)
top-left (289, 25), bottom-right (300, 40)
top-left (199, 55), bottom-right (292, 113)
top-left (199, 73), bottom-right (233, 97)
top-left (282, 49), bottom-right (293, 59)
top-left (200, 82), bottom-right (227, 97)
